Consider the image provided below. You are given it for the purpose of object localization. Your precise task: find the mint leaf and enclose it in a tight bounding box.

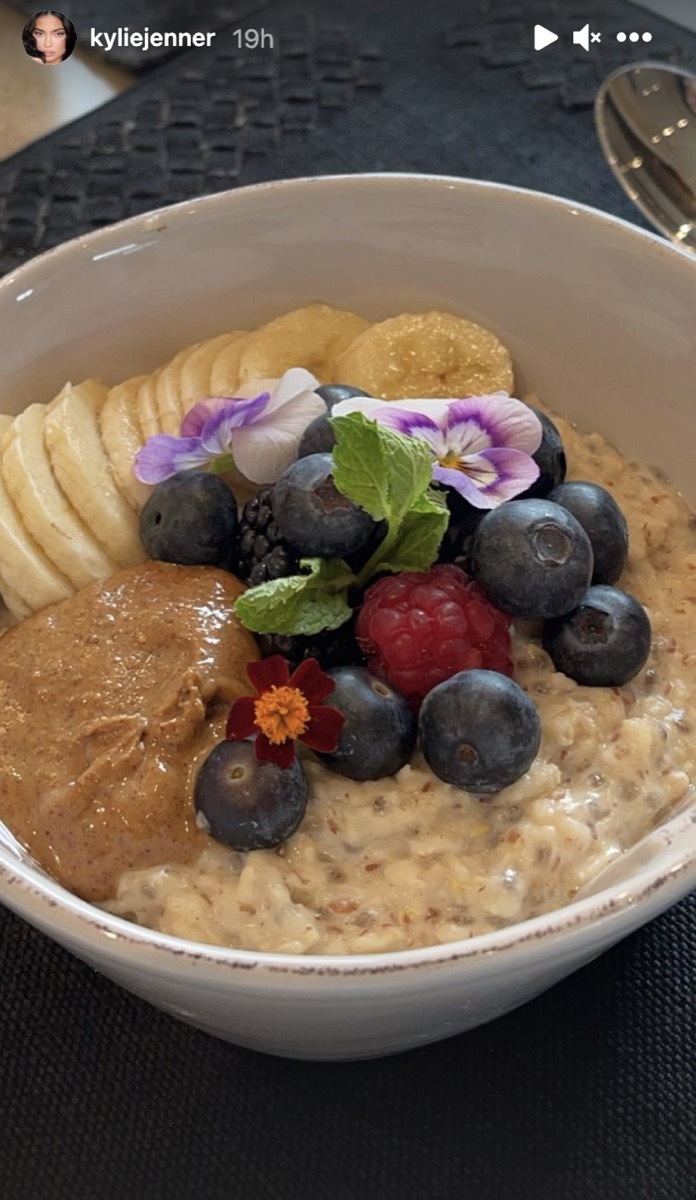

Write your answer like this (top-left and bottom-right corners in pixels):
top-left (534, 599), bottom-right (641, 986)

top-left (378, 493), bottom-right (449, 574)
top-left (234, 558), bottom-right (354, 636)
top-left (331, 411), bottom-right (448, 582)
top-left (330, 413), bottom-right (433, 523)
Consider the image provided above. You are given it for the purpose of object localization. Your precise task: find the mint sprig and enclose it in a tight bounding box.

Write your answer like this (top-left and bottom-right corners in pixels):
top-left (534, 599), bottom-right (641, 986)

top-left (233, 412), bottom-right (449, 636)
top-left (331, 413), bottom-right (448, 581)
top-left (330, 412), bottom-right (433, 522)
top-left (234, 557), bottom-right (354, 635)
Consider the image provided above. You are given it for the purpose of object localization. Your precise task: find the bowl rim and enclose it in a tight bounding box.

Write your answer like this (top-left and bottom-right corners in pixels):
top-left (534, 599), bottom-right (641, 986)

top-left (1, 170), bottom-right (695, 300)
top-left (2, 804), bottom-right (695, 975)
top-left (1, 170), bottom-right (696, 976)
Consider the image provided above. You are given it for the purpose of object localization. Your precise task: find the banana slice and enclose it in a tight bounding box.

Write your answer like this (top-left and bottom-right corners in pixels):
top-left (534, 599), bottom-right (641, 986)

top-left (0, 574), bottom-right (31, 624)
top-left (210, 332), bottom-right (253, 397)
top-left (179, 331), bottom-right (247, 407)
top-left (1, 403), bottom-right (117, 589)
top-left (236, 304), bottom-right (369, 385)
top-left (0, 467), bottom-right (74, 613)
top-left (99, 375), bottom-right (152, 513)
top-left (155, 332), bottom-right (246, 433)
top-left (0, 415), bottom-right (33, 623)
top-left (135, 370), bottom-right (163, 442)
top-left (332, 311), bottom-right (514, 400)
top-left (44, 380), bottom-right (147, 567)
top-left (154, 339), bottom-right (203, 435)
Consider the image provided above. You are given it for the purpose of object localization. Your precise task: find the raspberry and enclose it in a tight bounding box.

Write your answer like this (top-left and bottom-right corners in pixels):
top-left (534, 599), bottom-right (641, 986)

top-left (356, 563), bottom-right (513, 709)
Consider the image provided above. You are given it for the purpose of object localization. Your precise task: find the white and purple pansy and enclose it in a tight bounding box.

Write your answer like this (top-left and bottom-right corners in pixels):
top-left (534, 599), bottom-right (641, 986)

top-left (331, 393), bottom-right (543, 508)
top-left (134, 367), bottom-right (325, 486)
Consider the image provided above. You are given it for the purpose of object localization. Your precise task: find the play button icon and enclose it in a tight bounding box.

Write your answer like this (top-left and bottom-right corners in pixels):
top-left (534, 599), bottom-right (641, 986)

top-left (534, 24), bottom-right (559, 50)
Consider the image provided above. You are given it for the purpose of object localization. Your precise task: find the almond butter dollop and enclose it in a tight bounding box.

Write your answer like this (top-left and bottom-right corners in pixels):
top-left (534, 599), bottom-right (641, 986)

top-left (0, 561), bottom-right (260, 902)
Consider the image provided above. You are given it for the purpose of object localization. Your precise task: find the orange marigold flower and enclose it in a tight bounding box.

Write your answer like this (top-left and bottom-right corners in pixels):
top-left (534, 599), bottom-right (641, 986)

top-left (226, 655), bottom-right (345, 769)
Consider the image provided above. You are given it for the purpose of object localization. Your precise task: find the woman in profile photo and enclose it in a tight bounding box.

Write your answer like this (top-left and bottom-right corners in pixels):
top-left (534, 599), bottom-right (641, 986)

top-left (22, 10), bottom-right (77, 64)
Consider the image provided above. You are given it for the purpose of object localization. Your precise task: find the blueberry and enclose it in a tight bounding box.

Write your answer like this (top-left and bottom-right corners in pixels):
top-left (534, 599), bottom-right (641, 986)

top-left (316, 666), bottom-right (416, 780)
top-left (315, 384), bottom-right (372, 411)
top-left (139, 471), bottom-right (239, 567)
top-left (419, 669), bottom-right (541, 794)
top-left (547, 481), bottom-right (628, 585)
top-left (271, 453), bottom-right (378, 558)
top-left (516, 409), bottom-right (567, 500)
top-left (298, 385), bottom-right (373, 459)
top-left (470, 498), bottom-right (593, 619)
top-left (438, 488), bottom-right (485, 567)
top-left (542, 585), bottom-right (651, 686)
top-left (297, 412), bottom-right (336, 458)
top-left (194, 739), bottom-right (308, 851)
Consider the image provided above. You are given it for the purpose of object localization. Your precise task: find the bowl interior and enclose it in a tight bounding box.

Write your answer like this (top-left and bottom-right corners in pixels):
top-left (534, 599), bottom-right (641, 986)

top-left (1, 172), bottom-right (696, 959)
top-left (2, 175), bottom-right (696, 505)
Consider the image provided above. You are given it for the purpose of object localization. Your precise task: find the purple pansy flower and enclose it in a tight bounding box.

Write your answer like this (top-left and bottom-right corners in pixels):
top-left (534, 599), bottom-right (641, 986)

top-left (134, 367), bottom-right (325, 486)
top-left (331, 393), bottom-right (543, 508)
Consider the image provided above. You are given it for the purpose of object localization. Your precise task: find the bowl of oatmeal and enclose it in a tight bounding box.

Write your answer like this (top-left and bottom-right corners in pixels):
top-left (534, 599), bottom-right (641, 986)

top-left (0, 173), bottom-right (695, 1060)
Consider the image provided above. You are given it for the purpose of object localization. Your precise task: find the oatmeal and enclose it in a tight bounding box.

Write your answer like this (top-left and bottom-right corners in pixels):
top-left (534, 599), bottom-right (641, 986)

top-left (104, 412), bottom-right (696, 954)
top-left (1, 303), bottom-right (694, 956)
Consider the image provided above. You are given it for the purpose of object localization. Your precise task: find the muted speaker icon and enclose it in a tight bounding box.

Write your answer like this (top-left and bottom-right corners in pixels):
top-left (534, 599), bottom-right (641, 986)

top-left (573, 23), bottom-right (590, 51)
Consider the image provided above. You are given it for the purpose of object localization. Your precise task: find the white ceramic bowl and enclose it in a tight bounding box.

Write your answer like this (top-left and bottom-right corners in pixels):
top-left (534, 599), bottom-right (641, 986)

top-left (1, 174), bottom-right (696, 1061)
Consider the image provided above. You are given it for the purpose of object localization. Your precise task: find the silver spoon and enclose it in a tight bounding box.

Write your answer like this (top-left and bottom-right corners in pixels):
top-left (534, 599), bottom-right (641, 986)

top-left (595, 61), bottom-right (696, 251)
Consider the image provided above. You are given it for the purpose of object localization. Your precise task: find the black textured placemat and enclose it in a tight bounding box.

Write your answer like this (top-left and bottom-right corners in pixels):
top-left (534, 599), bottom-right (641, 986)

top-left (1, 2), bottom-right (696, 1198)
top-left (0, 6), bottom-right (385, 272)
top-left (2, 1), bottom-right (695, 277)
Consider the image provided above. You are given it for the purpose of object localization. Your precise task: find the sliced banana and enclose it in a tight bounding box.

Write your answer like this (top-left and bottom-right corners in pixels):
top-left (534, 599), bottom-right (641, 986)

top-left (210, 332), bottom-right (253, 397)
top-left (154, 339), bottom-right (203, 435)
top-left (179, 331), bottom-right (247, 407)
top-left (135, 370), bottom-right (163, 442)
top-left (332, 311), bottom-right (514, 400)
top-left (236, 304), bottom-right (369, 385)
top-left (99, 375), bottom-right (152, 513)
top-left (44, 380), bottom-right (147, 567)
top-left (0, 415), bottom-right (32, 623)
top-left (0, 574), bottom-right (31, 624)
top-left (0, 466), bottom-right (74, 613)
top-left (1, 403), bottom-right (118, 590)
top-left (155, 331), bottom-right (247, 433)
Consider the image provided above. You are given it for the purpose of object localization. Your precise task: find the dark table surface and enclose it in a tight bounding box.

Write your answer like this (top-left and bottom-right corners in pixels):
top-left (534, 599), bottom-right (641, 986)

top-left (1, 2), bottom-right (695, 1198)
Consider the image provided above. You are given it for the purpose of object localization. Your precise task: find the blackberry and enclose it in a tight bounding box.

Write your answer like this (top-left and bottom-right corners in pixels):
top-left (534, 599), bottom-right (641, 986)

top-left (236, 487), bottom-right (299, 586)
top-left (258, 617), bottom-right (362, 673)
top-left (237, 489), bottom-right (364, 671)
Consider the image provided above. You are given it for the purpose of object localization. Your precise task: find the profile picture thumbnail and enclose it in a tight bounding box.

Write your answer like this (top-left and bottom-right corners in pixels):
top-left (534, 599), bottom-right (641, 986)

top-left (23, 9), bottom-right (77, 64)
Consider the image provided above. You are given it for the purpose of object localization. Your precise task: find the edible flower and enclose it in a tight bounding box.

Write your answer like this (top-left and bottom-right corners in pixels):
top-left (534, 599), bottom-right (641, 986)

top-left (330, 394), bottom-right (542, 508)
top-left (226, 656), bottom-right (345, 768)
top-left (134, 367), bottom-right (325, 486)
